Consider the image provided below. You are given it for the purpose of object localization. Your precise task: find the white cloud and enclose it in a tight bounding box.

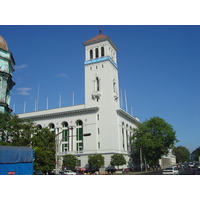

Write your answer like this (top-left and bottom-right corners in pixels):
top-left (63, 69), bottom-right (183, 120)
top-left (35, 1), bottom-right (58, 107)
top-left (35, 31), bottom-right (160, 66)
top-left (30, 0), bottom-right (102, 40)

top-left (15, 64), bottom-right (28, 70)
top-left (55, 73), bottom-right (69, 79)
top-left (17, 87), bottom-right (32, 95)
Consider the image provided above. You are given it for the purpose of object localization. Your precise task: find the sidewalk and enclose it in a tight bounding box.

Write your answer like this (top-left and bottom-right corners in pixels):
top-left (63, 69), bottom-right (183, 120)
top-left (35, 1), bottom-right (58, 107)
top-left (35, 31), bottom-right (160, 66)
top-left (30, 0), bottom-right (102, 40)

top-left (123, 169), bottom-right (163, 175)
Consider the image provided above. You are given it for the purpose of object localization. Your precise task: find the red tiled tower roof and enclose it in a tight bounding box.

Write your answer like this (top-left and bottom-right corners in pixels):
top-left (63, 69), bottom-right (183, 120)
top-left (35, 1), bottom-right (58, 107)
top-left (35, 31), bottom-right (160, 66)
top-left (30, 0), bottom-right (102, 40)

top-left (84, 30), bottom-right (109, 44)
top-left (83, 30), bottom-right (118, 51)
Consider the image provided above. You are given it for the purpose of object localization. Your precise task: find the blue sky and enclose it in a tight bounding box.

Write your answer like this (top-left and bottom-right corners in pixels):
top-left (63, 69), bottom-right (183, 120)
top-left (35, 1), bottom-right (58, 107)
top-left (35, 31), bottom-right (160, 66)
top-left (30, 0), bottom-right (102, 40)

top-left (1, 25), bottom-right (200, 152)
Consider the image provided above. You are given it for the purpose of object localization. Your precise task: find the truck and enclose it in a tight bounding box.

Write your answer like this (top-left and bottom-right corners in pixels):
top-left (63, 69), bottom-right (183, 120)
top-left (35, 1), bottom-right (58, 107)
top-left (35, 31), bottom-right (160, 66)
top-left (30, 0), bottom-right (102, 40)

top-left (0, 146), bottom-right (34, 175)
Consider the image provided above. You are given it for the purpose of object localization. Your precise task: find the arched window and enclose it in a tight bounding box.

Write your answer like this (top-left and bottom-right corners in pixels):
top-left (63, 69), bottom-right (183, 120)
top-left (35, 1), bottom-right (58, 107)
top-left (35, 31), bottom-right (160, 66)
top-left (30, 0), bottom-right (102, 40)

top-left (95, 48), bottom-right (99, 58)
top-left (76, 120), bottom-right (83, 151)
top-left (49, 123), bottom-right (55, 134)
top-left (37, 124), bottom-right (42, 129)
top-left (49, 123), bottom-right (55, 129)
top-left (96, 77), bottom-right (100, 91)
top-left (101, 47), bottom-right (104, 57)
top-left (62, 122), bottom-right (68, 142)
top-left (62, 121), bottom-right (68, 128)
top-left (90, 49), bottom-right (93, 60)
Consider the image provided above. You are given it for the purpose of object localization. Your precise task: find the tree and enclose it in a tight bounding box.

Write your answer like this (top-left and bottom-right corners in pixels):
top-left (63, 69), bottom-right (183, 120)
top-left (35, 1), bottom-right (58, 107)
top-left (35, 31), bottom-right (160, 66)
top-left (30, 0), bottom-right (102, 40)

top-left (63, 154), bottom-right (78, 170)
top-left (173, 146), bottom-right (190, 163)
top-left (31, 127), bottom-right (55, 174)
top-left (191, 147), bottom-right (200, 161)
top-left (88, 154), bottom-right (104, 170)
top-left (132, 116), bottom-right (178, 166)
top-left (110, 154), bottom-right (126, 169)
top-left (0, 113), bottom-right (35, 146)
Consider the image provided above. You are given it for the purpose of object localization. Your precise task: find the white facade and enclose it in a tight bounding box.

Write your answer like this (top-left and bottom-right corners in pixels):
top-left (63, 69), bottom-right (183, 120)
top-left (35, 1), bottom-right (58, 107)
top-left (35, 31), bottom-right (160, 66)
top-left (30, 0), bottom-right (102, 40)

top-left (18, 31), bottom-right (140, 170)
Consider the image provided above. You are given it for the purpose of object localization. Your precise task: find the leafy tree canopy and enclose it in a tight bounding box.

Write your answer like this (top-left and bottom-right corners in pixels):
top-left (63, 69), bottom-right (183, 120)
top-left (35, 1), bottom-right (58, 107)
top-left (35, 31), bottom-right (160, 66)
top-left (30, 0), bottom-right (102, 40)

top-left (63, 154), bottom-right (78, 170)
top-left (132, 116), bottom-right (178, 165)
top-left (173, 146), bottom-right (190, 163)
top-left (191, 146), bottom-right (200, 161)
top-left (88, 154), bottom-right (104, 169)
top-left (110, 154), bottom-right (126, 169)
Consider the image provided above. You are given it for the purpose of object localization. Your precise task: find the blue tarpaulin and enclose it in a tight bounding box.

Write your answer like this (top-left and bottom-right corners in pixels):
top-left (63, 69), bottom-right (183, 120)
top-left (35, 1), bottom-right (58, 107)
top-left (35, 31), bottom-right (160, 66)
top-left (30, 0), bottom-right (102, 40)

top-left (0, 146), bottom-right (33, 164)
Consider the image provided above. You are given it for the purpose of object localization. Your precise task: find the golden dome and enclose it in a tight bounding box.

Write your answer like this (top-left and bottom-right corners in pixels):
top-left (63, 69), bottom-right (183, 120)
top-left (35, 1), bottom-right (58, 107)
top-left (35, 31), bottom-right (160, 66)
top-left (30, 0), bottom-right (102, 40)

top-left (0, 35), bottom-right (9, 51)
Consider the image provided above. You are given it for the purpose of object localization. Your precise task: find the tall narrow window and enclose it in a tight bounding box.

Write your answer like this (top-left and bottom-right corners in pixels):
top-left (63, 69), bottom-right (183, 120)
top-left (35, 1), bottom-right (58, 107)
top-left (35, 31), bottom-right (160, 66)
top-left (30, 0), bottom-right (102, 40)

top-left (76, 120), bottom-right (83, 151)
top-left (96, 77), bottom-right (100, 91)
top-left (101, 47), bottom-right (104, 57)
top-left (62, 122), bottom-right (69, 142)
top-left (90, 49), bottom-right (93, 60)
top-left (95, 48), bottom-right (99, 58)
top-left (113, 80), bottom-right (116, 93)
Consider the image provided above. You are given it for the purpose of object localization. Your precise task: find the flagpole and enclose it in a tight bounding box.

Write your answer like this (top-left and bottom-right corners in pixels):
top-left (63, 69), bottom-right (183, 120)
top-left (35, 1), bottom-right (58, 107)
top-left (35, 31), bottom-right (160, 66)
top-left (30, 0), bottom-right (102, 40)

top-left (46, 97), bottom-right (48, 109)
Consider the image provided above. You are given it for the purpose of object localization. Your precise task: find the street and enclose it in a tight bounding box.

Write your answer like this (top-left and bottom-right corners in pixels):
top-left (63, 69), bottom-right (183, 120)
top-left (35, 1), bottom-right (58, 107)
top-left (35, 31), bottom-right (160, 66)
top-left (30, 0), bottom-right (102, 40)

top-left (134, 168), bottom-right (200, 175)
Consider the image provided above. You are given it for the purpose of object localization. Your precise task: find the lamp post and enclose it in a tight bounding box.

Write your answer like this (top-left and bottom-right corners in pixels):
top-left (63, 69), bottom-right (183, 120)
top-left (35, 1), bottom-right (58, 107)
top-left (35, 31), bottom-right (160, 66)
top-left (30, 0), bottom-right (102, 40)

top-left (55, 126), bottom-right (91, 175)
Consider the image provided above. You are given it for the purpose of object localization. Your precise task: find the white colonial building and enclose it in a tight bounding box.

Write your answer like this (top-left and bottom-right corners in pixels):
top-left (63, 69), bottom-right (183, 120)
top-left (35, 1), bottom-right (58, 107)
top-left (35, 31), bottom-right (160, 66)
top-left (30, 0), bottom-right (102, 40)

top-left (18, 31), bottom-right (140, 170)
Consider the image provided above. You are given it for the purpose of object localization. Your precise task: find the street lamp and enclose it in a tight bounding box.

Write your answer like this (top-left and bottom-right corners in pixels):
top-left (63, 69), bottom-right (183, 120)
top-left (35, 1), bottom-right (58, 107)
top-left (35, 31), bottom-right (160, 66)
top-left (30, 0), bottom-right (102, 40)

top-left (55, 127), bottom-right (91, 175)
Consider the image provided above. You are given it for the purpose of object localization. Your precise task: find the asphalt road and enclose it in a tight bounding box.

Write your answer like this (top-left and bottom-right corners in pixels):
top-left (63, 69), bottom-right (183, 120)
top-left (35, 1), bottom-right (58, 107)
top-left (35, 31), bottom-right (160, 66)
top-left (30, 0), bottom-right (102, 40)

top-left (179, 168), bottom-right (200, 175)
top-left (133, 168), bottom-right (200, 175)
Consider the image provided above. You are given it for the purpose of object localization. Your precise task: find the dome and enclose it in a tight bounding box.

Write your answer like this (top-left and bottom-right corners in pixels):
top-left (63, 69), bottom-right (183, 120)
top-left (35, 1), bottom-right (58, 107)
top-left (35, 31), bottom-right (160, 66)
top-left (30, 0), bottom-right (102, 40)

top-left (0, 35), bottom-right (9, 51)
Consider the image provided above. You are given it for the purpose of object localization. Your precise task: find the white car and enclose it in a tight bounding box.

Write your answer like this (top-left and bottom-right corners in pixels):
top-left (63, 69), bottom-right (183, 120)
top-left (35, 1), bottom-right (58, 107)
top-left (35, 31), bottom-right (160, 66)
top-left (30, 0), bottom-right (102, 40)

top-left (197, 165), bottom-right (200, 170)
top-left (163, 167), bottom-right (179, 175)
top-left (189, 162), bottom-right (195, 168)
top-left (64, 170), bottom-right (76, 175)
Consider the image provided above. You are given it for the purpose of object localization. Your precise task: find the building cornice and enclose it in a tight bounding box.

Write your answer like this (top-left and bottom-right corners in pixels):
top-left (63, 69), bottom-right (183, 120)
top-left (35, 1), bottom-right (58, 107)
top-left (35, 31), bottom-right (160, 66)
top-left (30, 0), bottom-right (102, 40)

top-left (116, 109), bottom-right (140, 124)
top-left (19, 107), bottom-right (99, 120)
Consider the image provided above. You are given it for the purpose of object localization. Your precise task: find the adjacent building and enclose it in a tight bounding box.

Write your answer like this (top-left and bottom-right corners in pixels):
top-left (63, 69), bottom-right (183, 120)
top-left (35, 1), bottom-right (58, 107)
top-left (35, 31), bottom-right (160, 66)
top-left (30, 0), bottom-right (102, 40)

top-left (0, 36), bottom-right (15, 113)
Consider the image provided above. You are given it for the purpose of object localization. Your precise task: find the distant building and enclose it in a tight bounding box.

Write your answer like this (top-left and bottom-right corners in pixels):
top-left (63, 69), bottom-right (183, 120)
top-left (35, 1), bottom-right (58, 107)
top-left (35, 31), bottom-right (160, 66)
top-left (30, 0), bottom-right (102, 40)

top-left (18, 31), bottom-right (140, 170)
top-left (0, 36), bottom-right (15, 113)
top-left (159, 149), bottom-right (176, 169)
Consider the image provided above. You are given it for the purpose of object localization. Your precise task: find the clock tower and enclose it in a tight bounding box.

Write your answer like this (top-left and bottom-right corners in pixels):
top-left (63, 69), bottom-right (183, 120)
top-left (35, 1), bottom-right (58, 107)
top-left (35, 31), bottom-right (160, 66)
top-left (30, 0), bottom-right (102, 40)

top-left (0, 36), bottom-right (15, 113)
top-left (83, 31), bottom-right (121, 154)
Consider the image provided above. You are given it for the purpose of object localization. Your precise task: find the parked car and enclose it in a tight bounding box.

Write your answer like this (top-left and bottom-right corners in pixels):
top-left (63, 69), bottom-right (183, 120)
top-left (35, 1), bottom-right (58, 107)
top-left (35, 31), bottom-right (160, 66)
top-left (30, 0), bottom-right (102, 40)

top-left (197, 165), bottom-right (200, 170)
top-left (64, 170), bottom-right (76, 175)
top-left (163, 167), bottom-right (179, 175)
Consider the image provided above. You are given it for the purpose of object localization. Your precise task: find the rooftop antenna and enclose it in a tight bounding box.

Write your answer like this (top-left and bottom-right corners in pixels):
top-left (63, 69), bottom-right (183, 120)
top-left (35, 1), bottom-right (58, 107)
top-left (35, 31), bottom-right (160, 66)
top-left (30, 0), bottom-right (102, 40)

top-left (131, 106), bottom-right (133, 116)
top-left (36, 84), bottom-right (40, 111)
top-left (24, 101), bottom-right (26, 113)
top-left (72, 92), bottom-right (74, 106)
top-left (35, 99), bottom-right (37, 111)
top-left (124, 90), bottom-right (128, 113)
top-left (46, 97), bottom-right (49, 109)
top-left (59, 95), bottom-right (62, 108)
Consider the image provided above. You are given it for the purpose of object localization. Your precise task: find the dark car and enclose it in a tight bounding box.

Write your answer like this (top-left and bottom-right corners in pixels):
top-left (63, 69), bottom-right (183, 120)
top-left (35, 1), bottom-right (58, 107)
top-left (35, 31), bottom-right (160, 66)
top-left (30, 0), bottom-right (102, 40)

top-left (34, 170), bottom-right (43, 175)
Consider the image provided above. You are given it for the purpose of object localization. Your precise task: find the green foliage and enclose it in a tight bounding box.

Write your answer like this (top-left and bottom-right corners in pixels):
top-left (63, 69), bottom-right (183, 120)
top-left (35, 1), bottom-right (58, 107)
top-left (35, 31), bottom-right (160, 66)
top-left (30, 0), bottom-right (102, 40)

top-left (110, 154), bottom-right (126, 169)
top-left (63, 154), bottom-right (78, 170)
top-left (191, 146), bottom-right (200, 161)
top-left (32, 128), bottom-right (55, 173)
top-left (132, 116), bottom-right (178, 166)
top-left (0, 113), bottom-right (55, 174)
top-left (173, 146), bottom-right (190, 163)
top-left (0, 113), bottom-right (35, 146)
top-left (88, 154), bottom-right (105, 169)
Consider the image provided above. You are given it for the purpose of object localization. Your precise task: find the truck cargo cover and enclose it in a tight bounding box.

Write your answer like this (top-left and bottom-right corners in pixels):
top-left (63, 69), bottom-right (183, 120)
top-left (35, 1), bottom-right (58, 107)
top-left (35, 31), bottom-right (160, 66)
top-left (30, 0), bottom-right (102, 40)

top-left (0, 146), bottom-right (33, 163)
